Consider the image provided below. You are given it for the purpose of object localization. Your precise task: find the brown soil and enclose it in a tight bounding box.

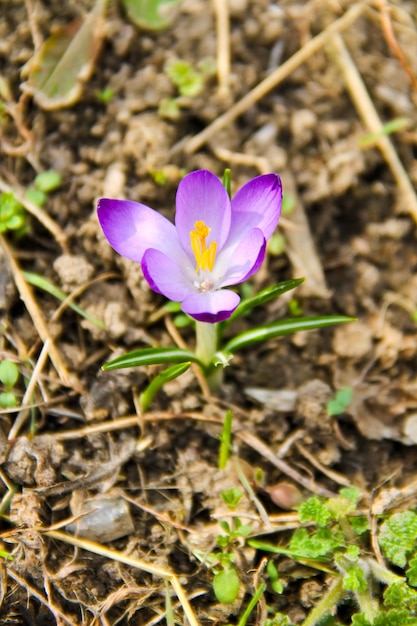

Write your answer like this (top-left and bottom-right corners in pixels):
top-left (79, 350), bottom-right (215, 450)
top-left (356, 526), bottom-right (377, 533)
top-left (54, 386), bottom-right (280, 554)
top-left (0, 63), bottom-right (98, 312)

top-left (1, 0), bottom-right (417, 624)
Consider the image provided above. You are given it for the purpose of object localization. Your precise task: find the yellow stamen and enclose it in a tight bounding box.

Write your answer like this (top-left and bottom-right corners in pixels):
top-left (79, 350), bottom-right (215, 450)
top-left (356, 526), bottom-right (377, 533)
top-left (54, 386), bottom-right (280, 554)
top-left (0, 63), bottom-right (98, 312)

top-left (190, 220), bottom-right (217, 272)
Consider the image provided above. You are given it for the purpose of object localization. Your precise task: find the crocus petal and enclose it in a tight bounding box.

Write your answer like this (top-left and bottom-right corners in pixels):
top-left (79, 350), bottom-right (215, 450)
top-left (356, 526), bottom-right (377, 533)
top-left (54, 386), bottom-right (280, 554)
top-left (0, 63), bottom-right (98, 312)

top-left (228, 174), bottom-right (282, 242)
top-left (182, 289), bottom-right (240, 323)
top-left (142, 248), bottom-right (192, 301)
top-left (175, 170), bottom-right (231, 256)
top-left (98, 198), bottom-right (183, 264)
top-left (220, 228), bottom-right (266, 287)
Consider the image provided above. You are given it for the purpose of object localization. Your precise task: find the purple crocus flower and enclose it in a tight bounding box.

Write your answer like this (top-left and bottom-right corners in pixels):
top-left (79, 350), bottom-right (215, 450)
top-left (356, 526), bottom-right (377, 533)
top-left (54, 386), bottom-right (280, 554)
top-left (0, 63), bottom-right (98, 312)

top-left (97, 170), bottom-right (282, 323)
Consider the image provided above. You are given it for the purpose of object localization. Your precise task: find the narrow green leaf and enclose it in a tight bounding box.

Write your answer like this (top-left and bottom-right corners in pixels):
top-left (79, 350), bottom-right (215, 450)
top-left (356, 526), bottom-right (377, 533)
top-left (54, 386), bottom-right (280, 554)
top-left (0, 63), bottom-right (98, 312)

top-left (22, 271), bottom-right (105, 329)
top-left (103, 347), bottom-right (202, 370)
top-left (222, 169), bottom-right (231, 199)
top-left (226, 278), bottom-right (305, 325)
top-left (224, 315), bottom-right (355, 353)
top-left (139, 362), bottom-right (190, 412)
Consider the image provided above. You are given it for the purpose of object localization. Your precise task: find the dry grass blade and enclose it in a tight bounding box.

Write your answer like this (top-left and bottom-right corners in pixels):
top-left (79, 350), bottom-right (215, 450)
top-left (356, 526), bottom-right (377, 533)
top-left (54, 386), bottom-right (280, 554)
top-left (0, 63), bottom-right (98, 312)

top-left (212, 0), bottom-right (231, 97)
top-left (180, 2), bottom-right (365, 154)
top-left (329, 32), bottom-right (417, 223)
top-left (44, 530), bottom-right (200, 626)
top-left (0, 177), bottom-right (69, 252)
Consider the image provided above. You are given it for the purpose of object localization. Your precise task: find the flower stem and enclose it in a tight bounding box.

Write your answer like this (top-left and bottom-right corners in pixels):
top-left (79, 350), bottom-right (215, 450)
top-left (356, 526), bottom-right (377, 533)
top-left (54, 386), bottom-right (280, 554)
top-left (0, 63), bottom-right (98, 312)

top-left (195, 322), bottom-right (218, 366)
top-left (195, 321), bottom-right (223, 389)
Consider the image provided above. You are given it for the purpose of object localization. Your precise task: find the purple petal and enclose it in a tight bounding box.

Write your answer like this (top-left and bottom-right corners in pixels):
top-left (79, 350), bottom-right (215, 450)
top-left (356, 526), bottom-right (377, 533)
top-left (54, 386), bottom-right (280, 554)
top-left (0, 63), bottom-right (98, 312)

top-left (220, 229), bottom-right (266, 287)
top-left (142, 248), bottom-right (192, 301)
top-left (175, 171), bottom-right (231, 257)
top-left (182, 289), bottom-right (240, 323)
top-left (229, 174), bottom-right (282, 242)
top-left (98, 198), bottom-right (183, 264)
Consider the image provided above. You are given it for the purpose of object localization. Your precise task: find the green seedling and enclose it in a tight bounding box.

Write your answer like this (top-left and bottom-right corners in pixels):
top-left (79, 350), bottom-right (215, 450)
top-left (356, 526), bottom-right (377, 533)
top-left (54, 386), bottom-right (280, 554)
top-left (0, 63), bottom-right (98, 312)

top-left (0, 360), bottom-right (20, 408)
top-left (95, 86), bottom-right (114, 103)
top-left (0, 192), bottom-right (27, 235)
top-left (25, 170), bottom-right (63, 207)
top-left (159, 58), bottom-right (216, 118)
top-left (192, 487), bottom-right (253, 605)
top-left (326, 386), bottom-right (353, 416)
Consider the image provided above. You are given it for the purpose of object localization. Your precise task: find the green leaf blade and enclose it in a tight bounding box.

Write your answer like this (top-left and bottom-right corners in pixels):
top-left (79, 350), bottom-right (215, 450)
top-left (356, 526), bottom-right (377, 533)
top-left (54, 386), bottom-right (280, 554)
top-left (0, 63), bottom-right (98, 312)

top-left (224, 315), bottom-right (356, 353)
top-left (226, 278), bottom-right (305, 325)
top-left (103, 347), bottom-right (202, 370)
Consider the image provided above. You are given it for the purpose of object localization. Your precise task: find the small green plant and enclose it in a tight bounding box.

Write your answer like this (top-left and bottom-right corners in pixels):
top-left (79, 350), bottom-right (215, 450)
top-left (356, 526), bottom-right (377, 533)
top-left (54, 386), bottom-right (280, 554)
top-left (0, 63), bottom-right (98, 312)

top-left (25, 170), bottom-right (62, 207)
top-left (159, 58), bottom-right (216, 119)
top-left (0, 360), bottom-right (20, 408)
top-left (326, 386), bottom-right (353, 416)
top-left (248, 489), bottom-right (417, 624)
top-left (0, 192), bottom-right (27, 235)
top-left (193, 487), bottom-right (252, 605)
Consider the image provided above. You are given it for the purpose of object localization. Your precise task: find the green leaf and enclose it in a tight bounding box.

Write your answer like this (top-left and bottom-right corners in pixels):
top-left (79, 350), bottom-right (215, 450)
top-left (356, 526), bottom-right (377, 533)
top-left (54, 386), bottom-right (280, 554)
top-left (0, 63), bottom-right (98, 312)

top-left (224, 315), bottom-right (355, 353)
top-left (222, 169), bottom-right (231, 199)
top-left (226, 278), bottom-right (305, 325)
top-left (0, 361), bottom-right (20, 387)
top-left (103, 347), bottom-right (202, 370)
top-left (288, 527), bottom-right (342, 560)
top-left (213, 568), bottom-right (240, 604)
top-left (298, 496), bottom-right (332, 527)
top-left (406, 554), bottom-right (417, 586)
top-left (221, 487), bottom-right (243, 509)
top-left (165, 59), bottom-right (204, 97)
top-left (24, 0), bottom-right (108, 110)
top-left (384, 581), bottom-right (417, 610)
top-left (350, 516), bottom-right (370, 536)
top-left (122, 0), bottom-right (180, 30)
top-left (326, 387), bottom-right (353, 416)
top-left (22, 271), bottom-right (105, 329)
top-left (139, 362), bottom-right (190, 412)
top-left (25, 188), bottom-right (46, 207)
top-left (0, 392), bottom-right (18, 408)
top-left (351, 615), bottom-right (372, 626)
top-left (34, 170), bottom-right (62, 193)
top-left (339, 486), bottom-right (361, 505)
top-left (0, 192), bottom-right (27, 233)
top-left (374, 609), bottom-right (414, 625)
top-left (379, 511), bottom-right (417, 568)
top-left (343, 565), bottom-right (368, 592)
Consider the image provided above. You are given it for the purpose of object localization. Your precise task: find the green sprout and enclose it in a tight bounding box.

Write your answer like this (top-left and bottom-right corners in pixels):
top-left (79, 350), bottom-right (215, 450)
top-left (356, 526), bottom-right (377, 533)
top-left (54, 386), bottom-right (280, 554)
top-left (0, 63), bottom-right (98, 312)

top-left (25, 170), bottom-right (62, 207)
top-left (0, 360), bottom-right (20, 408)
top-left (0, 192), bottom-right (27, 235)
top-left (326, 386), bottom-right (353, 416)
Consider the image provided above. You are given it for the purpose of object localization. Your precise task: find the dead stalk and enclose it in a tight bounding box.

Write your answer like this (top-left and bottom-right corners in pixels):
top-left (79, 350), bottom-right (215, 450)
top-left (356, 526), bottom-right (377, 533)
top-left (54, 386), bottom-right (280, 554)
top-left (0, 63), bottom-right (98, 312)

top-left (329, 33), bottom-right (417, 224)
